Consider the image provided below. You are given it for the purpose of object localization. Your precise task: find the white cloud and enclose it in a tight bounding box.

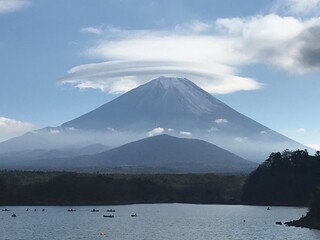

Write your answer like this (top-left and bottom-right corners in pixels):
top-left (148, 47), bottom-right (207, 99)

top-left (214, 118), bottom-right (228, 124)
top-left (273, 0), bottom-right (320, 15)
top-left (297, 127), bottom-right (306, 132)
top-left (147, 127), bottom-right (164, 137)
top-left (179, 131), bottom-right (192, 136)
top-left (234, 137), bottom-right (248, 142)
top-left (216, 14), bottom-right (320, 73)
top-left (0, 0), bottom-right (30, 14)
top-left (61, 13), bottom-right (320, 94)
top-left (60, 22), bottom-right (261, 94)
top-left (208, 127), bottom-right (218, 133)
top-left (175, 20), bottom-right (212, 33)
top-left (305, 144), bottom-right (320, 151)
top-left (49, 129), bottom-right (60, 135)
top-left (106, 127), bottom-right (118, 133)
top-left (80, 27), bottom-right (103, 35)
top-left (0, 116), bottom-right (35, 142)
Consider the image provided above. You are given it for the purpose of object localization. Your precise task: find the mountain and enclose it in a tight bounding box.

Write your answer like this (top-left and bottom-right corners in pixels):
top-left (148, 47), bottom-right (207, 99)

top-left (62, 76), bottom-right (265, 133)
top-left (5, 135), bottom-right (257, 173)
top-left (0, 76), bottom-right (307, 162)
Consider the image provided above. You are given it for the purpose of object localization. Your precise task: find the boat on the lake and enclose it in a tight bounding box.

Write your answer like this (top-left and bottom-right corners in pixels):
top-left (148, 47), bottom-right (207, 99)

top-left (103, 214), bottom-right (114, 218)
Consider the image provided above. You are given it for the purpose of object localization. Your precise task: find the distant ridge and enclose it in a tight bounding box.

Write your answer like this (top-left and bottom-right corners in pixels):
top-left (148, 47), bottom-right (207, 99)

top-left (13, 134), bottom-right (257, 173)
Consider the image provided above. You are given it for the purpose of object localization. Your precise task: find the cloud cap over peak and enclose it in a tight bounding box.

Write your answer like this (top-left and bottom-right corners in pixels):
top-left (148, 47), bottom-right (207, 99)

top-left (60, 22), bottom-right (262, 95)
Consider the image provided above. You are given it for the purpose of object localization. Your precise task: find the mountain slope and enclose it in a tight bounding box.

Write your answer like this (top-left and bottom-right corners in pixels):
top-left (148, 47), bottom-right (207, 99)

top-left (62, 76), bottom-right (266, 133)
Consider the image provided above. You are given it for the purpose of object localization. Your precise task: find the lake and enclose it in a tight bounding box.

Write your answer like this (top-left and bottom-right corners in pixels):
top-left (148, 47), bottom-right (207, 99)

top-left (1, 204), bottom-right (319, 240)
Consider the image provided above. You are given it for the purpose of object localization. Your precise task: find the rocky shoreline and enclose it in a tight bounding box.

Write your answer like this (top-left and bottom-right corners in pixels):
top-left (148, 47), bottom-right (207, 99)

top-left (285, 212), bottom-right (320, 230)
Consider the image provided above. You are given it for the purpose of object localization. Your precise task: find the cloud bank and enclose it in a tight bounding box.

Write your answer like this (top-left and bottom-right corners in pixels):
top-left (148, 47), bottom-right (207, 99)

top-left (60, 0), bottom-right (320, 95)
top-left (217, 14), bottom-right (320, 73)
top-left (273, 0), bottom-right (320, 15)
top-left (0, 116), bottom-right (35, 142)
top-left (148, 127), bottom-right (165, 137)
top-left (60, 24), bottom-right (261, 94)
top-left (0, 0), bottom-right (30, 14)
top-left (306, 144), bottom-right (320, 151)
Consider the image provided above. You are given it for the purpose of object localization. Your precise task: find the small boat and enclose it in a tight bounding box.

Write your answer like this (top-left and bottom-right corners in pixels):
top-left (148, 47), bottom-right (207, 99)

top-left (67, 209), bottom-right (76, 212)
top-left (11, 214), bottom-right (16, 217)
top-left (131, 213), bottom-right (137, 217)
top-left (91, 209), bottom-right (99, 212)
top-left (275, 221), bottom-right (282, 225)
top-left (107, 209), bottom-right (116, 212)
top-left (103, 214), bottom-right (114, 218)
top-left (267, 207), bottom-right (270, 210)
top-left (2, 208), bottom-right (10, 212)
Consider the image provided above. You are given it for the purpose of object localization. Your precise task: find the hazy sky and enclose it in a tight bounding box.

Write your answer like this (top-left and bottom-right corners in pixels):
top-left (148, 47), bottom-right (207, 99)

top-left (1, 0), bottom-right (320, 149)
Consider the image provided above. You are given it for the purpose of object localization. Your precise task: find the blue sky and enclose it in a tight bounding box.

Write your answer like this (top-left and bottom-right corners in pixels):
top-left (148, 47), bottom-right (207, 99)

top-left (1, 0), bottom-right (320, 150)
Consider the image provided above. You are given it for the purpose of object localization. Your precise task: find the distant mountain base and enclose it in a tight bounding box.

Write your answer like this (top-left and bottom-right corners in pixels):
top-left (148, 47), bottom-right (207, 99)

top-left (0, 164), bottom-right (256, 174)
top-left (0, 135), bottom-right (258, 174)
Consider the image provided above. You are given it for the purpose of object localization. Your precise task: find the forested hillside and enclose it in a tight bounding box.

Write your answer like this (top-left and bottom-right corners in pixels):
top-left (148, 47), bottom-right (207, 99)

top-left (242, 150), bottom-right (320, 206)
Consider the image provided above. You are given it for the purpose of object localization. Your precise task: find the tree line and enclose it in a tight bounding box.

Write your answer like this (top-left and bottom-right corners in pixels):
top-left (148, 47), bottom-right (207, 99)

top-left (0, 171), bottom-right (245, 205)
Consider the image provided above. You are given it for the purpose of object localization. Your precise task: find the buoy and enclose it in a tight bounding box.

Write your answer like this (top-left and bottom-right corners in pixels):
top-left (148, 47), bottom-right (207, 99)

top-left (99, 232), bottom-right (105, 236)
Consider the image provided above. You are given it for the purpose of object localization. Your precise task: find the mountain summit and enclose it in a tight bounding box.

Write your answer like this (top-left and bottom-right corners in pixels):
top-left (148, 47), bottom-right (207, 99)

top-left (62, 76), bottom-right (229, 130)
top-left (0, 76), bottom-right (306, 161)
top-left (62, 76), bottom-right (264, 134)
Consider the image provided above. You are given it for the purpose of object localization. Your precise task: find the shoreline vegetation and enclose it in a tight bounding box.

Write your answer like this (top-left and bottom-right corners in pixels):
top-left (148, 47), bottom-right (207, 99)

top-left (285, 187), bottom-right (320, 230)
top-left (1, 149), bottom-right (320, 229)
top-left (0, 171), bottom-right (246, 206)
top-left (242, 149), bottom-right (320, 230)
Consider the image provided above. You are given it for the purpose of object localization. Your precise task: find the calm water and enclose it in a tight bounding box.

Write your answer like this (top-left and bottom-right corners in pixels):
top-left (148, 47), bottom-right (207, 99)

top-left (1, 204), bottom-right (319, 240)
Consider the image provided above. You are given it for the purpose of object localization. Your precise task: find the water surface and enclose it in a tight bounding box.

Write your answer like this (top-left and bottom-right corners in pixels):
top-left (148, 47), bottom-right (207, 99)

top-left (1, 204), bottom-right (319, 240)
